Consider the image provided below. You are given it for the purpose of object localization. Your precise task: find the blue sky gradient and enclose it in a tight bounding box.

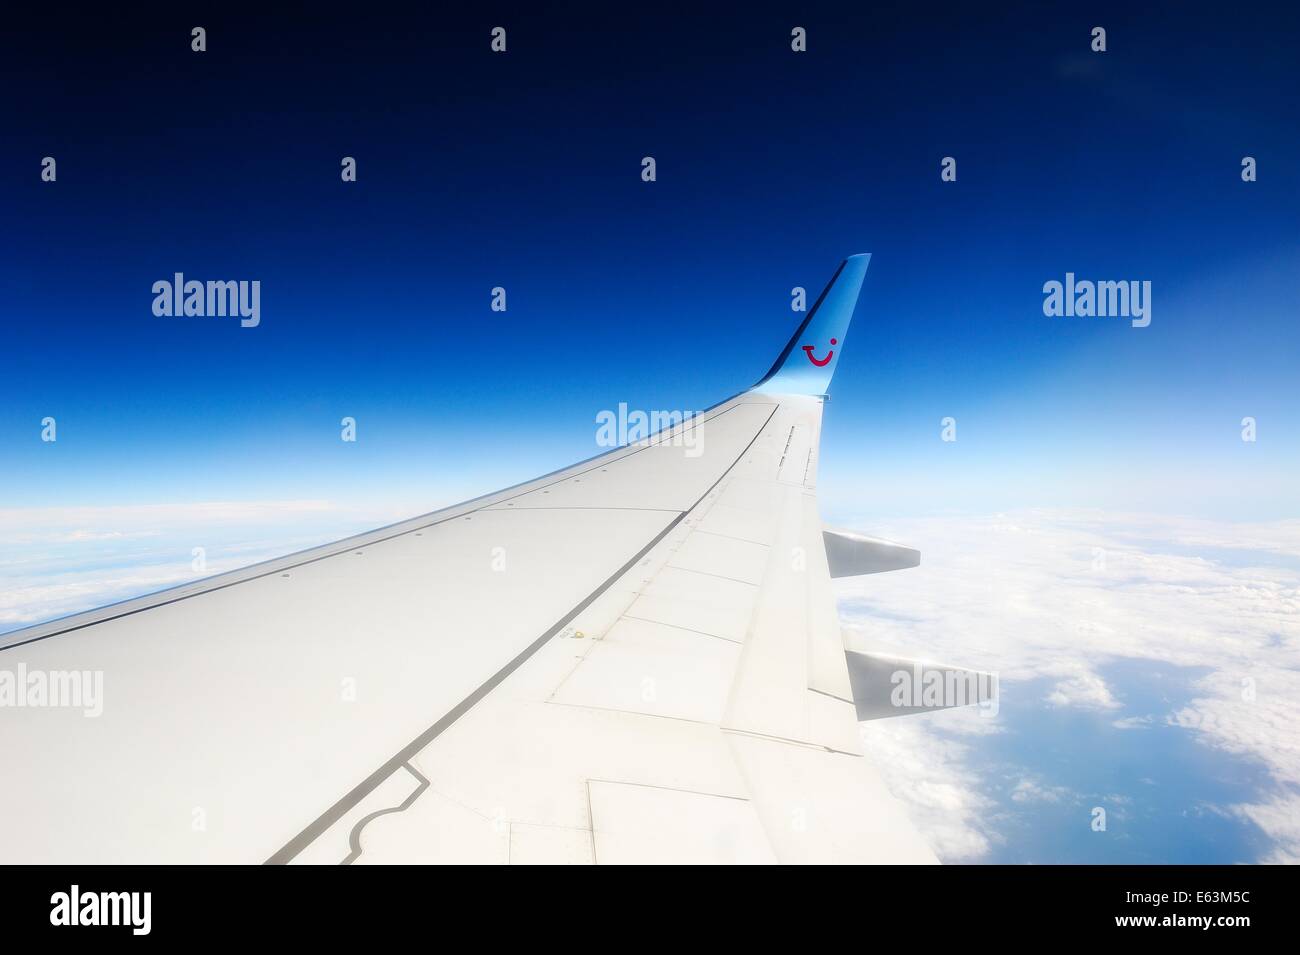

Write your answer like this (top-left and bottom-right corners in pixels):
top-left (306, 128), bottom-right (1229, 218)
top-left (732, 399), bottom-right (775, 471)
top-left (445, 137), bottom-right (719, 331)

top-left (3, 2), bottom-right (1297, 524)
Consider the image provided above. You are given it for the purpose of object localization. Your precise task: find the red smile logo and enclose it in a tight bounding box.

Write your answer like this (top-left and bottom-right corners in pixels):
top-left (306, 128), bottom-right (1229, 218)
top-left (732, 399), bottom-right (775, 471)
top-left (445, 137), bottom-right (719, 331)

top-left (802, 338), bottom-right (837, 367)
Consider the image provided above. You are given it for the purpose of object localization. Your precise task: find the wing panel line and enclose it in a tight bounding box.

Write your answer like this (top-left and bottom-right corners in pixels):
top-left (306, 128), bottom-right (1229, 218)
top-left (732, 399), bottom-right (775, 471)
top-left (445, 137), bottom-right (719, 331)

top-left (264, 402), bottom-right (781, 864)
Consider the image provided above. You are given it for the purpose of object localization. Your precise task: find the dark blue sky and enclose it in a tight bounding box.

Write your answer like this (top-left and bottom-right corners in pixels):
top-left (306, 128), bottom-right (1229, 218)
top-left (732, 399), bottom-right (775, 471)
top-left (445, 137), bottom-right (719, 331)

top-left (3, 2), bottom-right (1297, 520)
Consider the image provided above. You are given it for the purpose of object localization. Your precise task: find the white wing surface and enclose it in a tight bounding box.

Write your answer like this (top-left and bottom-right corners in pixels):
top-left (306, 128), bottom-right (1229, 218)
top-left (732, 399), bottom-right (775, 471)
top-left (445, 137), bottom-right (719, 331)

top-left (0, 254), bottom-right (939, 864)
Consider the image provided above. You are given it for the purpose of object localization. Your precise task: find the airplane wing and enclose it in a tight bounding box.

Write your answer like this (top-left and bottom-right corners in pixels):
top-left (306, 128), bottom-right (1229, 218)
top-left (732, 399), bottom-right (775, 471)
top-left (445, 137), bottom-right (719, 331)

top-left (0, 253), bottom-right (942, 864)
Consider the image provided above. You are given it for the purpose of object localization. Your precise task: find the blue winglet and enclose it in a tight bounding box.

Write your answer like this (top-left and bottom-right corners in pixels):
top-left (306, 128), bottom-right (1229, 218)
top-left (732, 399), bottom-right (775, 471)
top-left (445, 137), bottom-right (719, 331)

top-left (752, 253), bottom-right (870, 396)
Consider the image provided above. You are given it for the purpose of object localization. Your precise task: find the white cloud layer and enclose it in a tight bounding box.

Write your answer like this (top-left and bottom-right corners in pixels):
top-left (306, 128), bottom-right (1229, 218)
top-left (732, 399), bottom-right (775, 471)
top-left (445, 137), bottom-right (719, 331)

top-left (840, 508), bottom-right (1300, 863)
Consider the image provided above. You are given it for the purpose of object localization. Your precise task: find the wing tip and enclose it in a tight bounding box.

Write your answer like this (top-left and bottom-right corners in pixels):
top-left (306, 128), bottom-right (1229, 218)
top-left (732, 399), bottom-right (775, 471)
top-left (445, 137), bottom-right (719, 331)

top-left (752, 254), bottom-right (870, 395)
